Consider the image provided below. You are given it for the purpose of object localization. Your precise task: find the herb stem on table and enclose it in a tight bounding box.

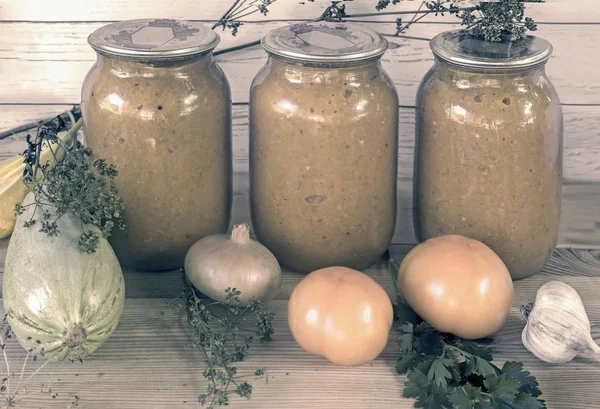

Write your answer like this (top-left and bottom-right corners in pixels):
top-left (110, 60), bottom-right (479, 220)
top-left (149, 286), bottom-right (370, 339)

top-left (171, 275), bottom-right (274, 408)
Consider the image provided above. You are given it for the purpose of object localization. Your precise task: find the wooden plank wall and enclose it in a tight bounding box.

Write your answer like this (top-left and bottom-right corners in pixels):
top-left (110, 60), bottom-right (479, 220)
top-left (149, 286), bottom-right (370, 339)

top-left (0, 0), bottom-right (598, 246)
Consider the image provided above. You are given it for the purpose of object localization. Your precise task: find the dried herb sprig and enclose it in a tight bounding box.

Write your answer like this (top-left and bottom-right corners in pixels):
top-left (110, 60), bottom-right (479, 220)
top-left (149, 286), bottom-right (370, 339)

top-left (171, 274), bottom-right (275, 408)
top-left (15, 108), bottom-right (125, 253)
top-left (0, 319), bottom-right (63, 408)
top-left (461, 0), bottom-right (542, 42)
top-left (375, 0), bottom-right (543, 41)
top-left (213, 0), bottom-right (276, 36)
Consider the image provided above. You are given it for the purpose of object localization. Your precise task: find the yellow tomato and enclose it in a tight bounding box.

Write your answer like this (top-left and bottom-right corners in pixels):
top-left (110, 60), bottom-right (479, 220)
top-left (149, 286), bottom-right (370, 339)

top-left (288, 266), bottom-right (393, 366)
top-left (397, 235), bottom-right (514, 339)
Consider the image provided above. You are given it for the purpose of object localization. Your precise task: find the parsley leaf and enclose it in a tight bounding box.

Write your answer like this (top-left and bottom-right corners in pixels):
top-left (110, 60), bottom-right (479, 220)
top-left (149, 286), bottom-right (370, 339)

top-left (404, 369), bottom-right (451, 409)
top-left (456, 338), bottom-right (494, 362)
top-left (413, 322), bottom-right (444, 357)
top-left (468, 356), bottom-right (497, 377)
top-left (484, 374), bottom-right (519, 401)
top-left (403, 369), bottom-right (430, 399)
top-left (513, 393), bottom-right (546, 409)
top-left (449, 384), bottom-right (485, 409)
top-left (396, 350), bottom-right (419, 374)
top-left (399, 323), bottom-right (414, 352)
top-left (428, 358), bottom-right (454, 388)
top-left (392, 300), bottom-right (546, 409)
top-left (501, 362), bottom-right (542, 397)
top-left (415, 386), bottom-right (452, 409)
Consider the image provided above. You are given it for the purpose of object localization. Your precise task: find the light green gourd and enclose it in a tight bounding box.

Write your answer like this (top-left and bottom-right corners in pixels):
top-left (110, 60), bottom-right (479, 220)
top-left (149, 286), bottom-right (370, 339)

top-left (2, 193), bottom-right (125, 361)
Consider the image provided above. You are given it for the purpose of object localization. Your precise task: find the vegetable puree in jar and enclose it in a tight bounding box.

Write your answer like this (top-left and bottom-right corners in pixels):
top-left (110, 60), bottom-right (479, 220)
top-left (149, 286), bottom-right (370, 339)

top-left (250, 23), bottom-right (399, 272)
top-left (414, 31), bottom-right (563, 280)
top-left (82, 19), bottom-right (232, 271)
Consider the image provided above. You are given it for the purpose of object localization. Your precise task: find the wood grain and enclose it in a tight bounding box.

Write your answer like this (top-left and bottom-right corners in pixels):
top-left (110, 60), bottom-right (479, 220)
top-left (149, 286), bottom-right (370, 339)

top-left (0, 2), bottom-right (599, 408)
top-left (0, 270), bottom-right (600, 409)
top-left (1, 0), bottom-right (597, 22)
top-left (0, 22), bottom-right (598, 106)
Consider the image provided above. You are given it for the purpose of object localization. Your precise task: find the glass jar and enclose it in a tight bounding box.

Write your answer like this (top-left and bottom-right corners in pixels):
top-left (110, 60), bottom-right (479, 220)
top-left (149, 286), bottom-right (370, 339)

top-left (250, 23), bottom-right (399, 272)
top-left (82, 19), bottom-right (232, 271)
top-left (414, 31), bottom-right (563, 280)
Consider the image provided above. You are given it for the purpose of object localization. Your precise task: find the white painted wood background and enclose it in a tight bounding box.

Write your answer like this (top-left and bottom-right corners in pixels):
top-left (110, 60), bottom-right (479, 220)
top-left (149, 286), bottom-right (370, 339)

top-left (0, 0), bottom-right (599, 248)
top-left (0, 2), bottom-right (599, 408)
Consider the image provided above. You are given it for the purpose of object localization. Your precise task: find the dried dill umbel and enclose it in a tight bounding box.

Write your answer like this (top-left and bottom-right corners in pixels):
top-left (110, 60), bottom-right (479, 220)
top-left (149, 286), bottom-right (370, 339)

top-left (374, 0), bottom-right (541, 42)
top-left (15, 108), bottom-right (125, 253)
top-left (170, 274), bottom-right (275, 408)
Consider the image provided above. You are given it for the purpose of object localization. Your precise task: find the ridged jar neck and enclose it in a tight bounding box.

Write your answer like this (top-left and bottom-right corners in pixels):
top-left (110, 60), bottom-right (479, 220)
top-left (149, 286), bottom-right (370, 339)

top-left (96, 52), bottom-right (213, 71)
top-left (434, 57), bottom-right (547, 79)
top-left (266, 55), bottom-right (383, 84)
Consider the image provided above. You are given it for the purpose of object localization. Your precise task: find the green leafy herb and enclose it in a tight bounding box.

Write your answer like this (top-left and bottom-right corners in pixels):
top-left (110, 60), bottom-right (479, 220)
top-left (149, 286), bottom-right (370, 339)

top-left (16, 108), bottom-right (125, 253)
top-left (395, 320), bottom-right (546, 409)
top-left (171, 273), bottom-right (275, 408)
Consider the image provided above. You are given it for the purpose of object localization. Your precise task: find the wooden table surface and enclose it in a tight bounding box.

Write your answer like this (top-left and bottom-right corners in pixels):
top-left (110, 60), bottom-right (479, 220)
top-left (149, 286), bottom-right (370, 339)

top-left (1, 0), bottom-right (600, 407)
top-left (0, 241), bottom-right (599, 409)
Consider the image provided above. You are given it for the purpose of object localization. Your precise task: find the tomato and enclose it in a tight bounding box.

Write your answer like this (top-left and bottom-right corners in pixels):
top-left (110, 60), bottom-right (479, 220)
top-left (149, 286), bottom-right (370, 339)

top-left (397, 235), bottom-right (514, 339)
top-left (288, 266), bottom-right (393, 365)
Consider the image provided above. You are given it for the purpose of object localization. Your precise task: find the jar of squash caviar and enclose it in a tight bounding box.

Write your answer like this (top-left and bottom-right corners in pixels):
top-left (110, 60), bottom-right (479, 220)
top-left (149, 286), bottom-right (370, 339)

top-left (82, 19), bottom-right (232, 271)
top-left (414, 30), bottom-right (563, 280)
top-left (249, 23), bottom-right (399, 272)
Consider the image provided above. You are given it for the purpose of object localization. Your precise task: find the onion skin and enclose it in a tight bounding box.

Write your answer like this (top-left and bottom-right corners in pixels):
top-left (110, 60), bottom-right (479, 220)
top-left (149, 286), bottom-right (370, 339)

top-left (288, 266), bottom-right (393, 366)
top-left (397, 235), bottom-right (513, 339)
top-left (184, 224), bottom-right (281, 306)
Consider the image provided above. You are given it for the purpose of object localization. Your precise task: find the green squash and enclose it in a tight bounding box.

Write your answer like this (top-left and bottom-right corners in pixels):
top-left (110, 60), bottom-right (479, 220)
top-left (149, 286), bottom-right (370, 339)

top-left (3, 193), bottom-right (125, 361)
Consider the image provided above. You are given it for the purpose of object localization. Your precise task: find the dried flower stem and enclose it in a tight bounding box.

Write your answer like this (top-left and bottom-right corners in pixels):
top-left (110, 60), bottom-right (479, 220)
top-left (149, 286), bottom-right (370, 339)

top-left (171, 274), bottom-right (274, 408)
top-left (0, 321), bottom-right (64, 408)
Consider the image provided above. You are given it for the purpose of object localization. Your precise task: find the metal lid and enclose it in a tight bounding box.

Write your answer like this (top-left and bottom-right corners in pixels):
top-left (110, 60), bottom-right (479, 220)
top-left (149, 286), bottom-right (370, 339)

top-left (88, 19), bottom-right (220, 61)
top-left (262, 23), bottom-right (388, 64)
top-left (430, 30), bottom-right (553, 70)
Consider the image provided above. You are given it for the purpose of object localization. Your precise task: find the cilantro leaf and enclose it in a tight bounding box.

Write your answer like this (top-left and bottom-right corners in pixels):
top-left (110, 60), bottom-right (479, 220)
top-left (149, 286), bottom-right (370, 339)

top-left (394, 300), bottom-right (419, 327)
top-left (449, 364), bottom-right (463, 383)
top-left (456, 338), bottom-right (494, 361)
top-left (474, 402), bottom-right (495, 409)
top-left (513, 393), bottom-right (546, 409)
top-left (415, 386), bottom-right (452, 409)
top-left (404, 369), bottom-right (452, 409)
top-left (474, 357), bottom-right (497, 377)
top-left (403, 369), bottom-right (430, 399)
top-left (413, 322), bottom-right (444, 356)
top-left (415, 358), bottom-right (436, 376)
top-left (501, 362), bottom-right (542, 397)
top-left (449, 384), bottom-right (485, 409)
top-left (484, 374), bottom-right (519, 401)
top-left (428, 358), bottom-right (454, 388)
top-left (391, 301), bottom-right (544, 409)
top-left (399, 323), bottom-right (414, 352)
top-left (396, 351), bottom-right (419, 374)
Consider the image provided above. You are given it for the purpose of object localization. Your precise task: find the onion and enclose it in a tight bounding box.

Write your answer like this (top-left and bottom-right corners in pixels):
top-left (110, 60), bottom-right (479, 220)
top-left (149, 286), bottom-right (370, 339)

top-left (184, 223), bottom-right (281, 306)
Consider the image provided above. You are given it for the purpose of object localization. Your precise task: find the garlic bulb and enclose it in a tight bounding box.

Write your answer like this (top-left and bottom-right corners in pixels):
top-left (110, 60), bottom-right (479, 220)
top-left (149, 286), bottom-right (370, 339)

top-left (184, 223), bottom-right (281, 306)
top-left (521, 280), bottom-right (600, 363)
